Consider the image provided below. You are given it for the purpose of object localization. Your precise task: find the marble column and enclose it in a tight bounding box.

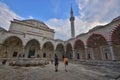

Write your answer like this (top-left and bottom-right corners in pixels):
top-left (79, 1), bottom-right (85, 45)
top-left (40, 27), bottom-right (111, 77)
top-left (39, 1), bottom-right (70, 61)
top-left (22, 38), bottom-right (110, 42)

top-left (85, 46), bottom-right (88, 60)
top-left (22, 46), bottom-right (25, 58)
top-left (108, 42), bottom-right (115, 60)
top-left (72, 49), bottom-right (75, 59)
top-left (100, 46), bottom-right (104, 60)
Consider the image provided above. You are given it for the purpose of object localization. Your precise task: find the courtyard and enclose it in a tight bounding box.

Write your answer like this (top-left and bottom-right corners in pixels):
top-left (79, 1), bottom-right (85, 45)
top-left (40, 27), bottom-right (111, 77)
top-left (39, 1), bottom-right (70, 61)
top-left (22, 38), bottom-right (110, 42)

top-left (0, 61), bottom-right (120, 80)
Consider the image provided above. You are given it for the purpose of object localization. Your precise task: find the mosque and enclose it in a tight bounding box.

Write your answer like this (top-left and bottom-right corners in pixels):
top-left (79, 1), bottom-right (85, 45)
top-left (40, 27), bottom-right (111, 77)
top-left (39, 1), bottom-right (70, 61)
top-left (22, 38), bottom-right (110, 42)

top-left (0, 7), bottom-right (120, 61)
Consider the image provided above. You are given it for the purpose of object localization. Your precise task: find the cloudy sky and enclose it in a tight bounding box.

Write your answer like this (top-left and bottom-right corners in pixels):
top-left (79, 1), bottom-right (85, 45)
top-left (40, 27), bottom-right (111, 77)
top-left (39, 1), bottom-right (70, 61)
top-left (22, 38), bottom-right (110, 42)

top-left (0, 0), bottom-right (120, 40)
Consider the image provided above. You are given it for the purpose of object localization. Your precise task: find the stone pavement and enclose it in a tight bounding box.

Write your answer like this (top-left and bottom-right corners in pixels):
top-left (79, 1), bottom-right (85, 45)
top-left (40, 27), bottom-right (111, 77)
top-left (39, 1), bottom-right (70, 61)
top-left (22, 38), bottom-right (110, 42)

top-left (0, 61), bottom-right (120, 80)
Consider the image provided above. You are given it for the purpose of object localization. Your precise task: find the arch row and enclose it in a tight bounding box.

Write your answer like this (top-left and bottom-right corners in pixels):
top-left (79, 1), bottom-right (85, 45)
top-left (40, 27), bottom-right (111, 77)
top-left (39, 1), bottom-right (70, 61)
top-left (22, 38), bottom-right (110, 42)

top-left (65, 27), bottom-right (120, 61)
top-left (0, 36), bottom-right (65, 59)
top-left (1, 24), bottom-right (120, 61)
top-left (109, 24), bottom-right (120, 42)
top-left (110, 24), bottom-right (120, 60)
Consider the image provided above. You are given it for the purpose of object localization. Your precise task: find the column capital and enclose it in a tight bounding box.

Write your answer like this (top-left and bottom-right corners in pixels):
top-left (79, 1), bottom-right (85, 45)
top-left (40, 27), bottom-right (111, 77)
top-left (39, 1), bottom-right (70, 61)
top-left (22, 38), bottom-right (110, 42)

top-left (72, 49), bottom-right (75, 59)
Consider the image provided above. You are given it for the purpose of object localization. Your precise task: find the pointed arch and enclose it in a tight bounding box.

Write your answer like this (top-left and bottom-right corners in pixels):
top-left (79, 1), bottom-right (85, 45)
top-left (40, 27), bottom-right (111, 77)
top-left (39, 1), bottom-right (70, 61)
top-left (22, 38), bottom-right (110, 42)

top-left (25, 39), bottom-right (40, 58)
top-left (74, 39), bottom-right (85, 60)
top-left (87, 34), bottom-right (107, 48)
top-left (74, 39), bottom-right (84, 49)
top-left (55, 43), bottom-right (65, 59)
top-left (66, 43), bottom-right (73, 59)
top-left (111, 24), bottom-right (120, 60)
top-left (111, 24), bottom-right (120, 45)
top-left (42, 41), bottom-right (54, 58)
top-left (0, 36), bottom-right (23, 58)
top-left (87, 34), bottom-right (107, 60)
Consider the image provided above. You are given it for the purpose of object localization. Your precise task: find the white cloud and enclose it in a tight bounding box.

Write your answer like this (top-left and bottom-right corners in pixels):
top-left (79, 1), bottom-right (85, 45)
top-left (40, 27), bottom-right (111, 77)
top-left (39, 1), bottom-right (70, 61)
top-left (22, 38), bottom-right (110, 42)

top-left (46, 0), bottom-right (120, 40)
top-left (0, 2), bottom-right (23, 30)
top-left (29, 16), bottom-right (34, 19)
top-left (76, 0), bottom-right (120, 22)
top-left (46, 18), bottom-right (70, 40)
top-left (0, 1), bottom-right (119, 41)
top-left (46, 16), bottom-right (107, 40)
top-left (75, 16), bottom-right (107, 36)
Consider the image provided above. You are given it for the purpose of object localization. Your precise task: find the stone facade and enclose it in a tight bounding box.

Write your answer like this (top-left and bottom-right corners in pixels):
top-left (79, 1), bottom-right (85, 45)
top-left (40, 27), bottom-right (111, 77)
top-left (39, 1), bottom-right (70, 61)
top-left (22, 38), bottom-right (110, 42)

top-left (0, 19), bottom-right (65, 60)
top-left (65, 16), bottom-right (120, 61)
top-left (0, 16), bottom-right (120, 62)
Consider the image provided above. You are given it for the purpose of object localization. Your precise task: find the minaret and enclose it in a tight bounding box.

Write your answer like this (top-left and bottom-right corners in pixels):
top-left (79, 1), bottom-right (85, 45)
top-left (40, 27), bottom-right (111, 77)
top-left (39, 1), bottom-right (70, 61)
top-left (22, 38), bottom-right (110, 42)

top-left (70, 6), bottom-right (75, 38)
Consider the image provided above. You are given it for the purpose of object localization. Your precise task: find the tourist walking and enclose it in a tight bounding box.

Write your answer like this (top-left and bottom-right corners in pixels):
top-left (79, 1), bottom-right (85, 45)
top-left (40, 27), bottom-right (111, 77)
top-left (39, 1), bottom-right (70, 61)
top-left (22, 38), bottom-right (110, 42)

top-left (54, 54), bottom-right (59, 72)
top-left (64, 57), bottom-right (68, 72)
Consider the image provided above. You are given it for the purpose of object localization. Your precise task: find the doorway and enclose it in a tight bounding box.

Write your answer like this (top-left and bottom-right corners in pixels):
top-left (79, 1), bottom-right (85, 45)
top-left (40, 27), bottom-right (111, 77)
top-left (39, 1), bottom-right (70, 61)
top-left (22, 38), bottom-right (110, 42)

top-left (28, 50), bottom-right (35, 58)
top-left (77, 53), bottom-right (80, 59)
top-left (43, 53), bottom-right (46, 58)
top-left (13, 52), bottom-right (18, 57)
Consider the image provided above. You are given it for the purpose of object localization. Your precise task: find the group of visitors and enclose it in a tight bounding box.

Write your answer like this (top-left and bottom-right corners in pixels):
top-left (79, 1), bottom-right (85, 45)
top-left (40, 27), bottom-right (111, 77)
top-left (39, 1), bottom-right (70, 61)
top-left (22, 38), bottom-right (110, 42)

top-left (54, 54), bottom-right (68, 72)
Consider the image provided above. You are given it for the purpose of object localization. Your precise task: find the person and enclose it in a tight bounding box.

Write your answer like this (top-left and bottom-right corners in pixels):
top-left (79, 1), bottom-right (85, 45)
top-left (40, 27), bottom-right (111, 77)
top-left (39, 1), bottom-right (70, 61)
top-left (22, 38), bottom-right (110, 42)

top-left (54, 54), bottom-right (59, 72)
top-left (64, 57), bottom-right (68, 72)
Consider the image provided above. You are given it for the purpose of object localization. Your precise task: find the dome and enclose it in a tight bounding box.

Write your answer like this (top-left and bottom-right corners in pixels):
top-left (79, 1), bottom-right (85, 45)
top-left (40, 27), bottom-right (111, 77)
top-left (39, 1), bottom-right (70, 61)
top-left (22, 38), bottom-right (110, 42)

top-left (21, 19), bottom-right (49, 29)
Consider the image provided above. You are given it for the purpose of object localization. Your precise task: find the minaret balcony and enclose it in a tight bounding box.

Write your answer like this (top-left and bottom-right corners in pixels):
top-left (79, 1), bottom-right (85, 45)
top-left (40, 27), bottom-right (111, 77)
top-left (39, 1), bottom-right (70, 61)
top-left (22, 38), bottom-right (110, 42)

top-left (70, 17), bottom-right (75, 21)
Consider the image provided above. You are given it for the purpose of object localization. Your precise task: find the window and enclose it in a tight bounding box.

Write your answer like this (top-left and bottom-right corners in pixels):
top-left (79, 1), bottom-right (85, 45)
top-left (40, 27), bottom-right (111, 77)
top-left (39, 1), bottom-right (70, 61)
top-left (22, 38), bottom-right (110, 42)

top-left (13, 52), bottom-right (18, 57)
top-left (43, 53), bottom-right (46, 58)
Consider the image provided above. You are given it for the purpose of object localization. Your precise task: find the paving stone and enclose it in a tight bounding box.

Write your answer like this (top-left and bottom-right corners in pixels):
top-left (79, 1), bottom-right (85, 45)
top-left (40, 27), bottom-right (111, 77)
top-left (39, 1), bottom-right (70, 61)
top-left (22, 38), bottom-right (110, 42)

top-left (0, 61), bottom-right (120, 80)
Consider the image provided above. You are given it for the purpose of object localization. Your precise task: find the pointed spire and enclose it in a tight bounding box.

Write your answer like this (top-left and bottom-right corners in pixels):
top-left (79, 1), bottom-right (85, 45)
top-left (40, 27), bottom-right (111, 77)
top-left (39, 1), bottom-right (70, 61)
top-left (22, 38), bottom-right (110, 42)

top-left (70, 5), bottom-right (74, 17)
top-left (70, 5), bottom-right (75, 38)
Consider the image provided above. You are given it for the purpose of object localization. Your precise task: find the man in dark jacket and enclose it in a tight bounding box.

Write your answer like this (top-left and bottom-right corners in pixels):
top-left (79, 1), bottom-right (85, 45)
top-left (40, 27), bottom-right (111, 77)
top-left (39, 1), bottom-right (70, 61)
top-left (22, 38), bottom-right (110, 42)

top-left (54, 54), bottom-right (59, 72)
